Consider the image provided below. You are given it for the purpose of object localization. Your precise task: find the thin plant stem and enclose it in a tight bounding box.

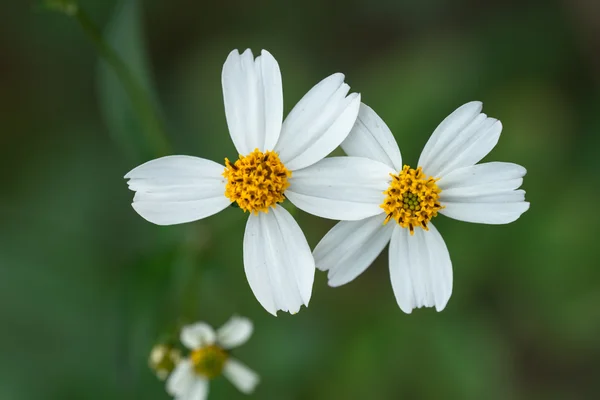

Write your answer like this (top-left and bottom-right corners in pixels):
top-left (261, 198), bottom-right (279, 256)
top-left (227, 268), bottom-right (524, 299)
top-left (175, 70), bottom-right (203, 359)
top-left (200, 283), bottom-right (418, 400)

top-left (75, 7), bottom-right (170, 156)
top-left (44, 1), bottom-right (171, 156)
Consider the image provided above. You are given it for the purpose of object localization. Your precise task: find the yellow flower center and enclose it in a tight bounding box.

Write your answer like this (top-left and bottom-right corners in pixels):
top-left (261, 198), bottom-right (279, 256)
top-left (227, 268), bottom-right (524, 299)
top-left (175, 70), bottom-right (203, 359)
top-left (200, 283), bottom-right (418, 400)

top-left (223, 149), bottom-right (291, 214)
top-left (381, 165), bottom-right (443, 234)
top-left (190, 345), bottom-right (228, 379)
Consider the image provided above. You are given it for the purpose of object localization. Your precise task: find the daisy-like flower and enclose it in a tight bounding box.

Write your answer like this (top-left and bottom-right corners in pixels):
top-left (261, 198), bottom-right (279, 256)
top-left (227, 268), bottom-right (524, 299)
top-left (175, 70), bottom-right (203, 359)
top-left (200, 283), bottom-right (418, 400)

top-left (313, 101), bottom-right (530, 313)
top-left (167, 316), bottom-right (259, 400)
top-left (125, 49), bottom-right (361, 315)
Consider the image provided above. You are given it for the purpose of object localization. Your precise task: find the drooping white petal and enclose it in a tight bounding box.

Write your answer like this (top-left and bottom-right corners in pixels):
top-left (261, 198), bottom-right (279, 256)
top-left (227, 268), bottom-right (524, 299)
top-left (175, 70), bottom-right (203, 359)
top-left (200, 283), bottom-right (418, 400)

top-left (389, 223), bottom-right (452, 314)
top-left (222, 49), bottom-right (283, 154)
top-left (184, 379), bottom-right (209, 400)
top-left (125, 155), bottom-right (230, 225)
top-left (216, 316), bottom-right (253, 349)
top-left (286, 157), bottom-right (393, 221)
top-left (275, 73), bottom-right (361, 170)
top-left (243, 207), bottom-right (315, 315)
top-left (341, 103), bottom-right (403, 170)
top-left (180, 323), bottom-right (216, 350)
top-left (166, 359), bottom-right (195, 396)
top-left (314, 214), bottom-right (394, 287)
top-left (437, 162), bottom-right (529, 224)
top-left (418, 102), bottom-right (503, 178)
top-left (223, 358), bottom-right (260, 394)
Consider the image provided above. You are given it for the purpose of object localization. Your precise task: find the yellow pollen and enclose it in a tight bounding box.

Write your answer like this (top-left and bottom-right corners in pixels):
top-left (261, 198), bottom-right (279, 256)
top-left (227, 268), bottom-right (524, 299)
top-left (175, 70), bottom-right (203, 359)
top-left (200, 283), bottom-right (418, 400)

top-left (381, 165), bottom-right (443, 235)
top-left (190, 345), bottom-right (228, 379)
top-left (223, 149), bottom-right (291, 214)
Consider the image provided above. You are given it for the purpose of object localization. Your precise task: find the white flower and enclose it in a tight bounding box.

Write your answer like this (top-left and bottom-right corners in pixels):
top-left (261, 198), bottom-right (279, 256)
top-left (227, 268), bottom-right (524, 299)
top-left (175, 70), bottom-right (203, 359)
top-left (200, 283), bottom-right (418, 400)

top-left (314, 101), bottom-right (530, 313)
top-left (149, 344), bottom-right (181, 380)
top-left (125, 49), bottom-right (363, 315)
top-left (167, 316), bottom-right (259, 400)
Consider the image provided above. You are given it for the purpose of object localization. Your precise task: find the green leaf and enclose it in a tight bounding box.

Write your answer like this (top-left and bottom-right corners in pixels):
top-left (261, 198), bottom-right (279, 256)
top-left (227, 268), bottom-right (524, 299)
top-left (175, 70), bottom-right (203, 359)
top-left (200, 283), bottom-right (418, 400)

top-left (97, 0), bottom-right (169, 162)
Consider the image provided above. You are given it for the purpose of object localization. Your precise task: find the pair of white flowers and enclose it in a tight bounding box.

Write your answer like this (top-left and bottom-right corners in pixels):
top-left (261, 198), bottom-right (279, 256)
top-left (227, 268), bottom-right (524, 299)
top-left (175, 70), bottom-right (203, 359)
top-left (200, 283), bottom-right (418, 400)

top-left (126, 49), bottom-right (529, 316)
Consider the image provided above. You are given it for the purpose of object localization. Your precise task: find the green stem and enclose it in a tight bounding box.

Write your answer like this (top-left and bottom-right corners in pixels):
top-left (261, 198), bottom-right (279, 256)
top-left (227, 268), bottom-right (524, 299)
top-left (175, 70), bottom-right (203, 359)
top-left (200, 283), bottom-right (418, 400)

top-left (74, 7), bottom-right (170, 156)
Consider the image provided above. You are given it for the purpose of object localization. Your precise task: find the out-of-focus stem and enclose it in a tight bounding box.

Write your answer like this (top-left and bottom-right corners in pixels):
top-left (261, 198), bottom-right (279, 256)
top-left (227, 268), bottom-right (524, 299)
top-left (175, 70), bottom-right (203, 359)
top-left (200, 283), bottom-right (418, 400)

top-left (44, 1), bottom-right (170, 156)
top-left (75, 8), bottom-right (170, 156)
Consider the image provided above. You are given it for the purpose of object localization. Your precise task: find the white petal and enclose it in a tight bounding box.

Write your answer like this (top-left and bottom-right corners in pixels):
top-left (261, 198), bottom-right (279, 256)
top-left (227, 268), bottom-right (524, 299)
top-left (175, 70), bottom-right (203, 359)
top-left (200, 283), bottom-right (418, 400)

top-left (223, 358), bottom-right (260, 394)
top-left (125, 155), bottom-right (230, 225)
top-left (182, 379), bottom-right (209, 400)
top-left (437, 162), bottom-right (529, 224)
top-left (389, 223), bottom-right (452, 313)
top-left (180, 323), bottom-right (216, 350)
top-left (440, 201), bottom-right (530, 224)
top-left (417, 101), bottom-right (482, 172)
top-left (166, 359), bottom-right (195, 396)
top-left (286, 157), bottom-right (393, 221)
top-left (418, 101), bottom-right (503, 177)
top-left (275, 73), bottom-right (361, 170)
top-left (438, 162), bottom-right (526, 197)
top-left (314, 214), bottom-right (394, 287)
top-left (442, 190), bottom-right (526, 204)
top-left (243, 207), bottom-right (315, 315)
top-left (222, 49), bottom-right (283, 154)
top-left (341, 102), bottom-right (403, 170)
top-left (216, 316), bottom-right (253, 349)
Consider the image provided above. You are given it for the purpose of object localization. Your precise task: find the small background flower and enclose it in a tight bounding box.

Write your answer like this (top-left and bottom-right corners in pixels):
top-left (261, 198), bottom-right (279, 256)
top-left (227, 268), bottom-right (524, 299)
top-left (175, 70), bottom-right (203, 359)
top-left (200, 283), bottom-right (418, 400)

top-left (165, 316), bottom-right (259, 400)
top-left (3, 0), bottom-right (600, 399)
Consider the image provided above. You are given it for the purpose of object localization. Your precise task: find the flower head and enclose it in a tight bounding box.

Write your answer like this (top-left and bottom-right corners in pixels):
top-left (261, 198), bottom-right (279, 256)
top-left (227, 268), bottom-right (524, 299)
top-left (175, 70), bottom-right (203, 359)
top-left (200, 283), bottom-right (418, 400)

top-left (166, 316), bottom-right (258, 400)
top-left (222, 149), bottom-right (291, 214)
top-left (314, 101), bottom-right (529, 313)
top-left (381, 165), bottom-right (443, 233)
top-left (125, 49), bottom-right (363, 315)
top-left (149, 343), bottom-right (182, 380)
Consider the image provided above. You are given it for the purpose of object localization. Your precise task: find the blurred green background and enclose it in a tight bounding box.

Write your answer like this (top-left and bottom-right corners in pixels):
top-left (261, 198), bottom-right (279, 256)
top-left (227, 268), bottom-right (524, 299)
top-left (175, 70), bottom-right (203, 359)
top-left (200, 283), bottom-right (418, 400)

top-left (2, 0), bottom-right (600, 399)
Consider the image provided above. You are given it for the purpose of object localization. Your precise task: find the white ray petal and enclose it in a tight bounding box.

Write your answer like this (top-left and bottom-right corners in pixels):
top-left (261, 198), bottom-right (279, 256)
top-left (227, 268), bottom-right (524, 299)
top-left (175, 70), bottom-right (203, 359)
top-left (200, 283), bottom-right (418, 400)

top-left (418, 101), bottom-right (482, 171)
top-left (125, 156), bottom-right (230, 225)
top-left (275, 73), bottom-right (360, 170)
top-left (286, 157), bottom-right (393, 220)
top-left (166, 360), bottom-right (195, 396)
top-left (223, 358), bottom-right (260, 394)
top-left (437, 162), bottom-right (526, 192)
top-left (418, 102), bottom-right (503, 177)
top-left (438, 162), bottom-right (529, 224)
top-left (442, 189), bottom-right (526, 204)
top-left (314, 214), bottom-right (394, 287)
top-left (222, 49), bottom-right (283, 154)
top-left (440, 201), bottom-right (530, 224)
top-left (184, 379), bottom-right (209, 400)
top-left (180, 323), bottom-right (216, 350)
top-left (389, 224), bottom-right (452, 313)
top-left (243, 207), bottom-right (315, 315)
top-left (216, 316), bottom-right (253, 349)
top-left (341, 102), bottom-right (403, 170)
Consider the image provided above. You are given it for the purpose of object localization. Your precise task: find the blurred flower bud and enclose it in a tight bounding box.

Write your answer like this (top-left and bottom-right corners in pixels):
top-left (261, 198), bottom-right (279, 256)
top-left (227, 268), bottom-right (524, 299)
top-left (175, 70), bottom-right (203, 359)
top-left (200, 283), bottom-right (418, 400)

top-left (148, 344), bottom-right (182, 380)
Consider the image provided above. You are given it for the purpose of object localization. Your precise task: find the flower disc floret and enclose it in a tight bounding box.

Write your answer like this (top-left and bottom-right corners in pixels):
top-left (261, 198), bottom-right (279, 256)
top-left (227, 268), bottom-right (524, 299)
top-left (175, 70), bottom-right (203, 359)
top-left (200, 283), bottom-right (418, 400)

top-left (381, 165), bottom-right (443, 234)
top-left (223, 149), bottom-right (291, 214)
top-left (190, 345), bottom-right (228, 379)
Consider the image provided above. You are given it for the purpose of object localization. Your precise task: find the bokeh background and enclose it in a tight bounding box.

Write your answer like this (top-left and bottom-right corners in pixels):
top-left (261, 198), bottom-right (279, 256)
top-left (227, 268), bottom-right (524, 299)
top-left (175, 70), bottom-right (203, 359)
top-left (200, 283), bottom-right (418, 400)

top-left (2, 0), bottom-right (600, 399)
